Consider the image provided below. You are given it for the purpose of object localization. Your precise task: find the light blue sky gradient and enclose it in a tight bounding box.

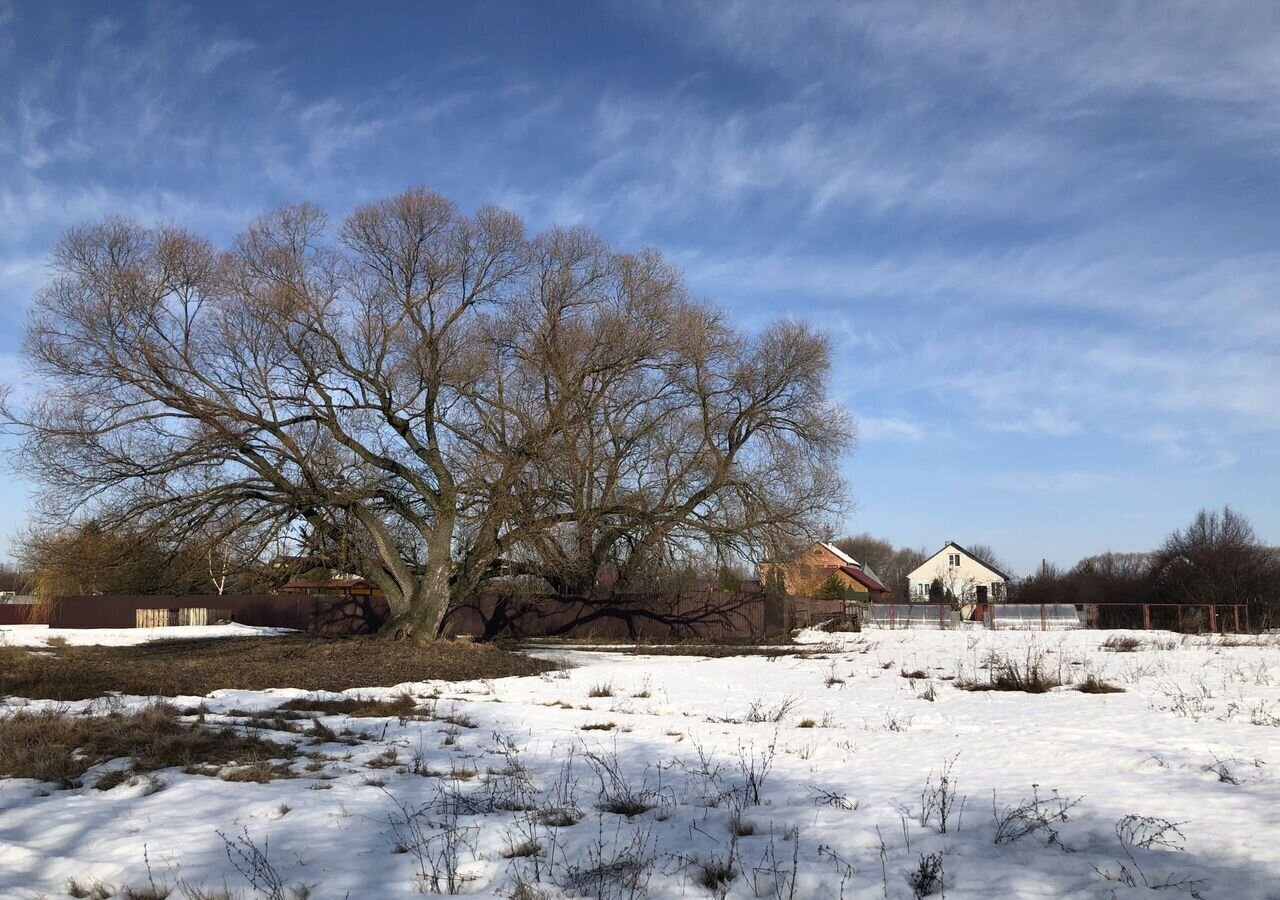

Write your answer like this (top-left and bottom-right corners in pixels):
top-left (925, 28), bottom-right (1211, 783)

top-left (1, 1), bottom-right (1277, 573)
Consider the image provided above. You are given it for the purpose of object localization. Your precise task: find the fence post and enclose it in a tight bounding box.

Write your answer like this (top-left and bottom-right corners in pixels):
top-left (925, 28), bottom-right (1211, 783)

top-left (1177, 605), bottom-right (1183, 632)
top-left (1209, 605), bottom-right (1217, 633)
top-left (1142, 604), bottom-right (1151, 630)
top-left (1234, 606), bottom-right (1241, 633)
top-left (940, 604), bottom-right (945, 630)
top-left (1041, 604), bottom-right (1047, 632)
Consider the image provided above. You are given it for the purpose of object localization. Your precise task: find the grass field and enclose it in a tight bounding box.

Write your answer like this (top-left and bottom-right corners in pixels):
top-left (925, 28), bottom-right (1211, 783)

top-left (0, 634), bottom-right (556, 700)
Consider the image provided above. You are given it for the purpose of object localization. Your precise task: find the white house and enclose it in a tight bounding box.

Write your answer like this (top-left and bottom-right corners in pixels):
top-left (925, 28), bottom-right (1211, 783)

top-left (907, 541), bottom-right (1009, 603)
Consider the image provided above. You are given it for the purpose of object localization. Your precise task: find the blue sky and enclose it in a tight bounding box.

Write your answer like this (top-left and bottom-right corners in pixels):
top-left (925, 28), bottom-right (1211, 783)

top-left (1, 1), bottom-right (1278, 574)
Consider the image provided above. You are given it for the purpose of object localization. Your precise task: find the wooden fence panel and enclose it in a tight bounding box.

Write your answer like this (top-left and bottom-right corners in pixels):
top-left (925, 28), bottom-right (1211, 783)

top-left (135, 608), bottom-right (178, 628)
top-left (177, 608), bottom-right (232, 626)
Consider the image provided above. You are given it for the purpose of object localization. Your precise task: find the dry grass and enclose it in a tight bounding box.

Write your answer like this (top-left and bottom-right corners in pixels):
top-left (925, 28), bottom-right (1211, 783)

top-left (958, 651), bottom-right (1063, 694)
top-left (0, 635), bottom-right (555, 701)
top-left (277, 691), bottom-right (422, 718)
top-left (1076, 675), bottom-right (1125, 694)
top-left (0, 703), bottom-right (296, 788)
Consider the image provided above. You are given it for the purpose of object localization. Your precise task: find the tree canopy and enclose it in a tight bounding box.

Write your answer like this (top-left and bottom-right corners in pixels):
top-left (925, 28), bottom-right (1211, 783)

top-left (2, 188), bottom-right (854, 638)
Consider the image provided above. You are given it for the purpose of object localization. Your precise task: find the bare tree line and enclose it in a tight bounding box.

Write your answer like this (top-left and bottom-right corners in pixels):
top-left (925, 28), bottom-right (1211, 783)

top-left (1015, 507), bottom-right (1280, 626)
top-left (0, 187), bottom-right (854, 639)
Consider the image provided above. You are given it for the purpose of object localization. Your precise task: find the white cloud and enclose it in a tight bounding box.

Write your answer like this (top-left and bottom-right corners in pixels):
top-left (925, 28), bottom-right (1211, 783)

top-left (859, 416), bottom-right (926, 443)
top-left (193, 36), bottom-right (256, 74)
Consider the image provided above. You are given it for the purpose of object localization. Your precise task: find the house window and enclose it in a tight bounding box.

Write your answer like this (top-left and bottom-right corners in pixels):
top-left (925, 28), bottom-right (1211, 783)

top-left (948, 553), bottom-right (960, 568)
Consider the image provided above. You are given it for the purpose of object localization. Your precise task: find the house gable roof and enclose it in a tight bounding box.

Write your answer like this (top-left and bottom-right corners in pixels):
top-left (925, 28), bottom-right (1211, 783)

top-left (908, 541), bottom-right (1012, 582)
top-left (839, 565), bottom-right (888, 592)
top-left (821, 542), bottom-right (858, 566)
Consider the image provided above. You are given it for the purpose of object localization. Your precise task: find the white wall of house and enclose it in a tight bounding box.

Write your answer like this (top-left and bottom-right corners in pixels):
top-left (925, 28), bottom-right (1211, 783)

top-left (907, 542), bottom-right (1006, 602)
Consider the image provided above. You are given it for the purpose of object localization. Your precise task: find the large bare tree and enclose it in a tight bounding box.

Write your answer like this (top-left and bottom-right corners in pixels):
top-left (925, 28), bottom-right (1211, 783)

top-left (2, 188), bottom-right (854, 639)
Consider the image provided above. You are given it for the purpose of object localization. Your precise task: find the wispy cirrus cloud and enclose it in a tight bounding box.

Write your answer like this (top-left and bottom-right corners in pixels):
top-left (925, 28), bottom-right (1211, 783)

top-left (0, 1), bottom-right (1276, 568)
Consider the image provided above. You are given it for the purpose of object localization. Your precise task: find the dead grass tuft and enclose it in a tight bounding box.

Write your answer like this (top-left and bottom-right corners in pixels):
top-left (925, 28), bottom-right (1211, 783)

top-left (0, 703), bottom-right (296, 788)
top-left (1075, 675), bottom-right (1125, 694)
top-left (66, 878), bottom-right (115, 899)
top-left (959, 651), bottom-right (1062, 694)
top-left (278, 691), bottom-right (421, 718)
top-left (1102, 635), bottom-right (1142, 653)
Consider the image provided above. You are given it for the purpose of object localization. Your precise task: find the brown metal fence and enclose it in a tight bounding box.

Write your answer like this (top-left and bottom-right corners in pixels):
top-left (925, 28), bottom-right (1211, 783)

top-left (48, 594), bottom-right (388, 634)
top-left (0, 604), bottom-right (49, 626)
top-left (443, 591), bottom-right (787, 641)
top-left (1084, 602), bottom-right (1249, 633)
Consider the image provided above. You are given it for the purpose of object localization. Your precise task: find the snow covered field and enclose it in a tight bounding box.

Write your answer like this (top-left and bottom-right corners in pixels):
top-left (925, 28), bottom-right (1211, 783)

top-left (0, 623), bottom-right (295, 647)
top-left (2, 627), bottom-right (1279, 899)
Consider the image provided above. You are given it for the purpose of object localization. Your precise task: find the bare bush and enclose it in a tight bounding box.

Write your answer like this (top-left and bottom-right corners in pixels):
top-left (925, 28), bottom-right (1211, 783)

top-left (584, 746), bottom-right (666, 818)
top-left (991, 786), bottom-right (1082, 851)
top-left (1093, 815), bottom-right (1205, 896)
top-left (907, 852), bottom-right (944, 898)
top-left (742, 825), bottom-right (799, 900)
top-left (218, 827), bottom-right (311, 900)
top-left (736, 737), bottom-right (777, 807)
top-left (556, 817), bottom-right (655, 900)
top-left (919, 754), bottom-right (964, 834)
top-left (381, 786), bottom-right (479, 894)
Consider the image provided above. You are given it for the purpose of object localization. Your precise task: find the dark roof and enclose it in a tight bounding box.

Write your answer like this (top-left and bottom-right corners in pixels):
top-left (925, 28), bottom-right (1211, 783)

top-left (917, 541), bottom-right (1012, 582)
top-left (839, 565), bottom-right (889, 593)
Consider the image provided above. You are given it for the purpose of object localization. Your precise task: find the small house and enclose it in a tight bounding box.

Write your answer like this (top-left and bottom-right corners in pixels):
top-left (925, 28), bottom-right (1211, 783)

top-left (907, 541), bottom-right (1008, 604)
top-left (760, 542), bottom-right (890, 600)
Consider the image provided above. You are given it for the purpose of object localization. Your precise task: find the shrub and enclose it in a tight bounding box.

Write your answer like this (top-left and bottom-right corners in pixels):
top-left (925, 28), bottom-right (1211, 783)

top-left (1102, 635), bottom-right (1141, 653)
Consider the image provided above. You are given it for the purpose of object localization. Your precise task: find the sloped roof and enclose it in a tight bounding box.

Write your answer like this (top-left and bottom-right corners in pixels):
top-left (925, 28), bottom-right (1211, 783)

top-left (822, 542), bottom-right (858, 566)
top-left (839, 565), bottom-right (889, 593)
top-left (909, 541), bottom-right (1011, 582)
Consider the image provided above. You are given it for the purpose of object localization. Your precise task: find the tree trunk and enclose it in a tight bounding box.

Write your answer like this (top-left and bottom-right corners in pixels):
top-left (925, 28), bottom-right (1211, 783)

top-left (381, 558), bottom-right (453, 642)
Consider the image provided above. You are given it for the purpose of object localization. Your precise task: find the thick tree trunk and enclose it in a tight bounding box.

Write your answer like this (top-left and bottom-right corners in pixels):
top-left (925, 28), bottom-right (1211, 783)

top-left (381, 557), bottom-right (453, 642)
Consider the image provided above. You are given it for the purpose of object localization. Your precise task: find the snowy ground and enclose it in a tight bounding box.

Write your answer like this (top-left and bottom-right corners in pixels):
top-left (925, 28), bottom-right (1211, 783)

top-left (0, 623), bottom-right (296, 647)
top-left (2, 627), bottom-right (1279, 899)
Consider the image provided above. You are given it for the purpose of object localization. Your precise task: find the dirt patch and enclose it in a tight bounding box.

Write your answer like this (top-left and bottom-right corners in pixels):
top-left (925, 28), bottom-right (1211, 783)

top-left (0, 636), bottom-right (556, 701)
